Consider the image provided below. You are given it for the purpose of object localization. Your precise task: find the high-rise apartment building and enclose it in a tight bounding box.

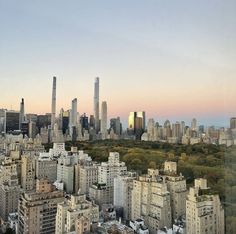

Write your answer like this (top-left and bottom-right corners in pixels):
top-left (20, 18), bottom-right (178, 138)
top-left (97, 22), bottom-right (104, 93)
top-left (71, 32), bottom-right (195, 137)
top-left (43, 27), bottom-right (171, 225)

top-left (131, 169), bottom-right (172, 234)
top-left (0, 157), bottom-right (20, 185)
top-left (21, 153), bottom-right (36, 191)
top-left (0, 160), bottom-right (21, 221)
top-left (89, 183), bottom-right (112, 209)
top-left (19, 98), bottom-right (25, 128)
top-left (90, 152), bottom-right (127, 205)
top-left (29, 120), bottom-right (36, 139)
top-left (0, 179), bottom-right (21, 222)
top-left (172, 121), bottom-right (181, 142)
top-left (57, 162), bottom-right (74, 193)
top-left (101, 101), bottom-right (107, 139)
top-left (94, 77), bottom-right (100, 132)
top-left (35, 153), bottom-right (57, 183)
top-left (114, 172), bottom-right (137, 221)
top-left (147, 118), bottom-right (155, 141)
top-left (163, 120), bottom-right (172, 140)
top-left (18, 179), bottom-right (64, 234)
top-left (74, 163), bottom-right (98, 195)
top-left (70, 98), bottom-right (78, 127)
top-left (186, 178), bottom-right (224, 234)
top-left (40, 127), bottom-right (49, 144)
top-left (164, 162), bottom-right (187, 221)
top-left (98, 152), bottom-right (127, 187)
top-left (56, 194), bottom-right (99, 234)
top-left (51, 76), bottom-right (57, 130)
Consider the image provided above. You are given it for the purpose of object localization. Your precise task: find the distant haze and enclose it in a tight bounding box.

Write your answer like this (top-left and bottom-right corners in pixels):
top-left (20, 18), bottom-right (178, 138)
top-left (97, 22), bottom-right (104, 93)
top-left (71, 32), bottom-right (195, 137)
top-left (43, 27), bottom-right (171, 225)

top-left (0, 1), bottom-right (235, 128)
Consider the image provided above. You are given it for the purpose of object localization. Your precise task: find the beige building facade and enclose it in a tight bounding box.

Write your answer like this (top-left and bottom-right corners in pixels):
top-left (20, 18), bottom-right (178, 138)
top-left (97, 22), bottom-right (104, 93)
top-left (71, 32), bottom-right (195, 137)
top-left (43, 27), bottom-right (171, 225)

top-left (186, 178), bottom-right (224, 234)
top-left (131, 170), bottom-right (172, 234)
top-left (18, 179), bottom-right (64, 234)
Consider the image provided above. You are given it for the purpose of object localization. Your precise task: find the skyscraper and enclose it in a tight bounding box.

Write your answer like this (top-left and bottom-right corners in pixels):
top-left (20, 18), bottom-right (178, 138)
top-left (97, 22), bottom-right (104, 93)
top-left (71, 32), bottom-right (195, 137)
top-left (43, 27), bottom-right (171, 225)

top-left (62, 110), bottom-right (70, 134)
top-left (51, 76), bottom-right (57, 130)
top-left (94, 77), bottom-right (100, 132)
top-left (137, 111), bottom-right (146, 130)
top-left (230, 117), bottom-right (236, 129)
top-left (101, 101), bottom-right (107, 139)
top-left (4, 111), bottom-right (20, 133)
top-left (110, 117), bottom-right (121, 135)
top-left (80, 113), bottom-right (89, 130)
top-left (128, 111), bottom-right (145, 139)
top-left (128, 112), bottom-right (136, 130)
top-left (19, 98), bottom-right (25, 127)
top-left (191, 118), bottom-right (197, 131)
top-left (70, 98), bottom-right (78, 127)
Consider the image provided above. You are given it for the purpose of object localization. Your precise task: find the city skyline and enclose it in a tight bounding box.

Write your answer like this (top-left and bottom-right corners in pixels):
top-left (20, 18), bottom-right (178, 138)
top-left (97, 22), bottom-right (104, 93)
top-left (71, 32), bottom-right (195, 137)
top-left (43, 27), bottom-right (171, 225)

top-left (0, 76), bottom-right (234, 128)
top-left (0, 1), bottom-right (234, 233)
top-left (1, 1), bottom-right (236, 127)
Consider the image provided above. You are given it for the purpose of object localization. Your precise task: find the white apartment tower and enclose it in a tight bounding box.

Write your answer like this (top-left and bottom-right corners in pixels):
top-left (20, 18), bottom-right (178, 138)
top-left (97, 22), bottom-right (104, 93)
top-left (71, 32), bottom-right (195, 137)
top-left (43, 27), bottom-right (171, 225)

top-left (98, 152), bottom-right (127, 186)
top-left (114, 172), bottom-right (137, 221)
top-left (74, 163), bottom-right (98, 195)
top-left (186, 178), bottom-right (224, 234)
top-left (131, 169), bottom-right (172, 234)
top-left (164, 162), bottom-right (187, 221)
top-left (90, 152), bottom-right (127, 205)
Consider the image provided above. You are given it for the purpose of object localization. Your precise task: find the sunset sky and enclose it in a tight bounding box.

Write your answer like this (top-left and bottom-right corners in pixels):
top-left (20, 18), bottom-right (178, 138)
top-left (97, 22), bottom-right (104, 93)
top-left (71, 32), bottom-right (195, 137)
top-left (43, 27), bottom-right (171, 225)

top-left (0, 1), bottom-right (235, 127)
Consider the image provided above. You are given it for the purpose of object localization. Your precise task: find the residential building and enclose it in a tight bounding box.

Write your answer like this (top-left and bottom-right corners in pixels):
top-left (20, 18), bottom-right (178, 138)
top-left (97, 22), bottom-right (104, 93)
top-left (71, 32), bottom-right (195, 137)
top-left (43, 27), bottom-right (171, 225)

top-left (114, 172), bottom-right (137, 221)
top-left (131, 169), bottom-right (172, 234)
top-left (0, 175), bottom-right (21, 221)
top-left (18, 179), bottom-right (64, 234)
top-left (21, 153), bottom-right (36, 191)
top-left (55, 194), bottom-right (99, 233)
top-left (186, 178), bottom-right (224, 234)
top-left (35, 153), bottom-right (57, 183)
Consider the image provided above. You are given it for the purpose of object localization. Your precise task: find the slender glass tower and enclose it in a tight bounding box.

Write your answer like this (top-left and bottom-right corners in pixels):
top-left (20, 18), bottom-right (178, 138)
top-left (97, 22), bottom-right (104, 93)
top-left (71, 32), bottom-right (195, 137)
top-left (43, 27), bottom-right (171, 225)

top-left (51, 76), bottom-right (57, 130)
top-left (19, 98), bottom-right (25, 128)
top-left (71, 98), bottom-right (78, 126)
top-left (94, 77), bottom-right (100, 132)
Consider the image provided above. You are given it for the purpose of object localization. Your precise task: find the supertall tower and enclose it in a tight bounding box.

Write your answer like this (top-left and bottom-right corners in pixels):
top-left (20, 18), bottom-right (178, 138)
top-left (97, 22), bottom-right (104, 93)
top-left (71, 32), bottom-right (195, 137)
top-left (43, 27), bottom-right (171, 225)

top-left (51, 76), bottom-right (57, 130)
top-left (19, 98), bottom-right (25, 127)
top-left (101, 101), bottom-right (107, 139)
top-left (94, 77), bottom-right (100, 132)
top-left (70, 98), bottom-right (78, 127)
